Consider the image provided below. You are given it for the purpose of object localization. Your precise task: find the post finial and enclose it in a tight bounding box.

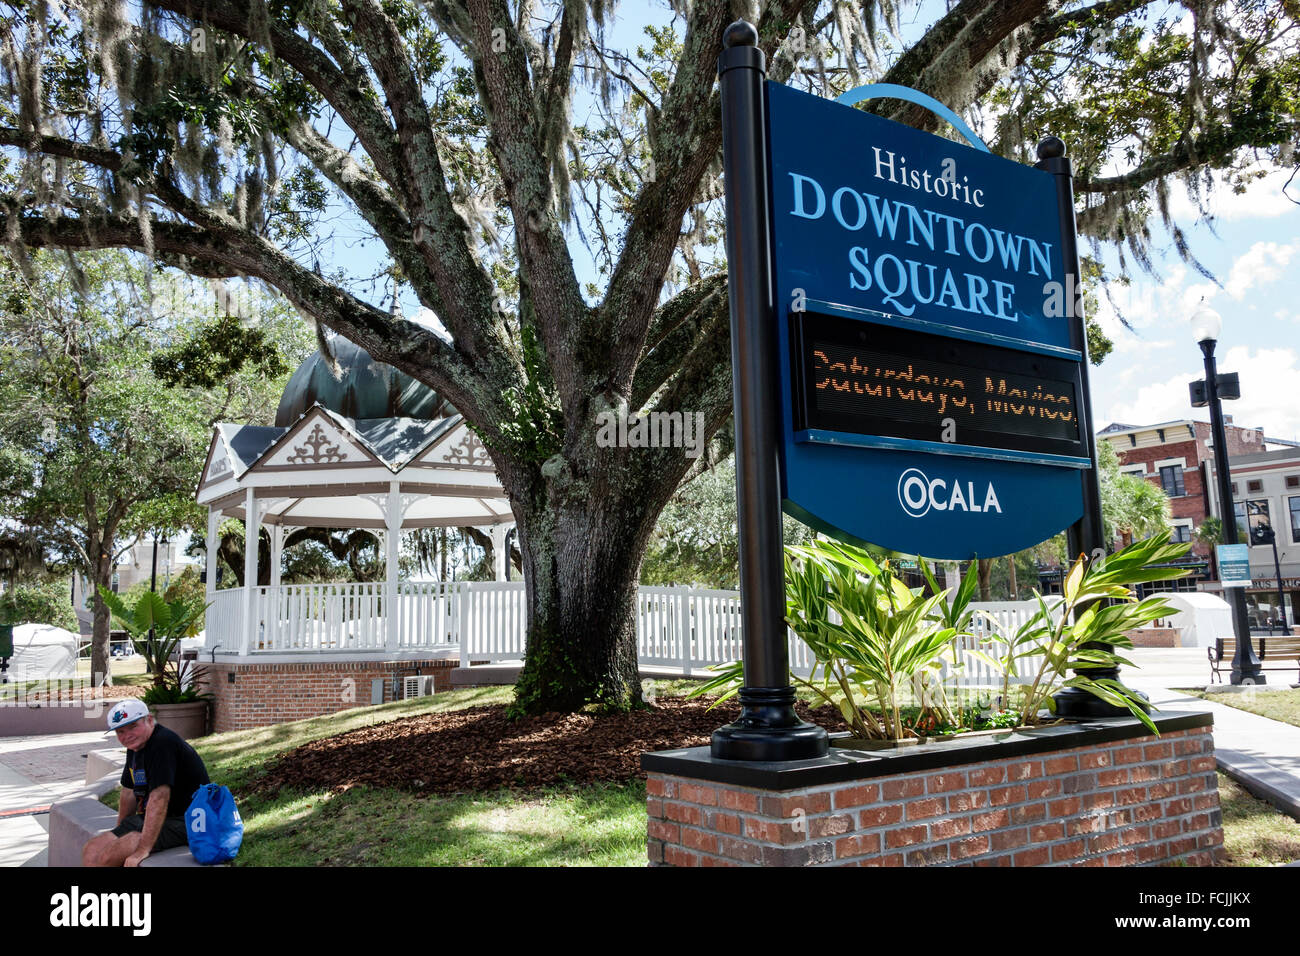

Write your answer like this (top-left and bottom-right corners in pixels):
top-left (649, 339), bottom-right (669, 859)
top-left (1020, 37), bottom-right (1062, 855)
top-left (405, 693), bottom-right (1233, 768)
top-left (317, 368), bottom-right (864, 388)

top-left (1037, 136), bottom-right (1066, 160)
top-left (723, 20), bottom-right (758, 49)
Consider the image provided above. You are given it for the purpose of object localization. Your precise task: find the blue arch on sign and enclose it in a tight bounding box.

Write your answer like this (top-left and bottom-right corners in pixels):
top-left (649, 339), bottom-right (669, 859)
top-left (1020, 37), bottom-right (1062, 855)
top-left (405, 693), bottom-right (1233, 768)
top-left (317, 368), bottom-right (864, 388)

top-left (834, 83), bottom-right (990, 153)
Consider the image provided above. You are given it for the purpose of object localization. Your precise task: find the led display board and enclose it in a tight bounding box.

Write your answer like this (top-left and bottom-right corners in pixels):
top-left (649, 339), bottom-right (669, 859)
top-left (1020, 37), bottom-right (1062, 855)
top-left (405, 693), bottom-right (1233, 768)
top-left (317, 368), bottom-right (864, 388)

top-left (790, 309), bottom-right (1085, 460)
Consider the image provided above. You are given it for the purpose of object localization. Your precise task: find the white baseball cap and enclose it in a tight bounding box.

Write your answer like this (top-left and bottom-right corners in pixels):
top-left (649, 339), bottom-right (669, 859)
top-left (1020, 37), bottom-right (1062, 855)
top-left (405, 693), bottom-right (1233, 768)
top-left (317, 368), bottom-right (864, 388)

top-left (106, 699), bottom-right (150, 732)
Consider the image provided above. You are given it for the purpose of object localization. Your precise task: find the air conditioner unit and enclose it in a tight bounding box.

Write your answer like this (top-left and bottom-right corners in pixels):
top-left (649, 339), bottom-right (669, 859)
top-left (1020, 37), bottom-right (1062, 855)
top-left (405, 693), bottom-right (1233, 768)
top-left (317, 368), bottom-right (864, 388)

top-left (402, 675), bottom-right (436, 699)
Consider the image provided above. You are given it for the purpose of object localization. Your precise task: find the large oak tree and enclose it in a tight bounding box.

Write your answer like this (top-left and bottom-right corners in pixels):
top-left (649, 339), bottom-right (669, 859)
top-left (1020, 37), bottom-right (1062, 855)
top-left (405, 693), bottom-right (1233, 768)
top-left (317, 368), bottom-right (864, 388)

top-left (2, 0), bottom-right (1295, 711)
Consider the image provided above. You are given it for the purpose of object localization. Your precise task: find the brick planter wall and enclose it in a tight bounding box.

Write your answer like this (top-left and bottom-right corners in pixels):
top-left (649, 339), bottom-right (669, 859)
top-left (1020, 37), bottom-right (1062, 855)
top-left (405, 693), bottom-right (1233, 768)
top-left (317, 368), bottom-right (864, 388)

top-left (1124, 627), bottom-right (1181, 648)
top-left (199, 659), bottom-right (457, 733)
top-left (644, 715), bottom-right (1222, 867)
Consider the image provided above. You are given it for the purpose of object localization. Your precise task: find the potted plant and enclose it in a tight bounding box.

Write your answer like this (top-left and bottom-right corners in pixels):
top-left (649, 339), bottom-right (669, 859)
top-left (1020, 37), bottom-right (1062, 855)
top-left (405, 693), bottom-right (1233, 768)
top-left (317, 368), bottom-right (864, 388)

top-left (98, 586), bottom-right (212, 739)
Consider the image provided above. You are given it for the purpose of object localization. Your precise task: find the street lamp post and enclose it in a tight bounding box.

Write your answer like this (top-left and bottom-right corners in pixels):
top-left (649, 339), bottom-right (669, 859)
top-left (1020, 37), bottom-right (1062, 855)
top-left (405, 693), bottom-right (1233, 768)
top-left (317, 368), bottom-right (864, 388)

top-left (1190, 306), bottom-right (1263, 684)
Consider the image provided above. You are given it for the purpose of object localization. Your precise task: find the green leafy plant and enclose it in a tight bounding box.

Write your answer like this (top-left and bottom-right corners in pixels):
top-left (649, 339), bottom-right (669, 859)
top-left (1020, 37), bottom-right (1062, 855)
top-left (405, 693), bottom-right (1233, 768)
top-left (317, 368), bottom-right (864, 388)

top-left (97, 586), bottom-right (210, 706)
top-left (783, 541), bottom-right (966, 740)
top-left (691, 543), bottom-right (988, 740)
top-left (970, 533), bottom-right (1191, 735)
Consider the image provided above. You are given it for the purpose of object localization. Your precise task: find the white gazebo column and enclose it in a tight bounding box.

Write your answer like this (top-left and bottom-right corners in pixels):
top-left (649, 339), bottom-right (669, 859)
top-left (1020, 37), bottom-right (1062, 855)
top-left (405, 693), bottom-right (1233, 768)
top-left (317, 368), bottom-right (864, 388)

top-left (205, 508), bottom-right (220, 601)
top-left (269, 524), bottom-right (285, 587)
top-left (267, 523), bottom-right (284, 650)
top-left (241, 488), bottom-right (259, 656)
top-left (385, 481), bottom-right (402, 651)
top-left (490, 523), bottom-right (512, 582)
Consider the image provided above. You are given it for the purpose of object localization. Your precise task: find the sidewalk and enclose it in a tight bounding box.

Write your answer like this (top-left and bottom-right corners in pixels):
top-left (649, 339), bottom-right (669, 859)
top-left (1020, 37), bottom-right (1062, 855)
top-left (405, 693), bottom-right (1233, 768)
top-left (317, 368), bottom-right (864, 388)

top-left (1125, 646), bottom-right (1300, 820)
top-left (0, 730), bottom-right (120, 867)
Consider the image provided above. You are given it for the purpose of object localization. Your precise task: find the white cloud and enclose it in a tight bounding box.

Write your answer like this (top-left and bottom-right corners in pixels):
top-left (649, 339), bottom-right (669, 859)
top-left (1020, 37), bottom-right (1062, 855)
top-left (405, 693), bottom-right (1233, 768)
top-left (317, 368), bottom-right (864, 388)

top-left (1103, 345), bottom-right (1300, 442)
top-left (1167, 165), bottom-right (1300, 223)
top-left (1224, 241), bottom-right (1298, 300)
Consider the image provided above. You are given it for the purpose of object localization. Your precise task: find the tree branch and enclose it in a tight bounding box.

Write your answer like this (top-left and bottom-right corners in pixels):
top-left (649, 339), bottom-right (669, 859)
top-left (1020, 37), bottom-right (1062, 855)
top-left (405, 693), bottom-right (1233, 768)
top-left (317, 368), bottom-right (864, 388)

top-left (338, 0), bottom-right (506, 367)
top-left (4, 209), bottom-right (503, 442)
top-left (465, 0), bottom-right (587, 412)
top-left (145, 0), bottom-right (407, 189)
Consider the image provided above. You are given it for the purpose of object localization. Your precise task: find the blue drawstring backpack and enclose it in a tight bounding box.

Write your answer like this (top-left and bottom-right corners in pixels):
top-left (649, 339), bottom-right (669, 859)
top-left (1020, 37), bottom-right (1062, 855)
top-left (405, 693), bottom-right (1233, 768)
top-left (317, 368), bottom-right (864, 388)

top-left (186, 784), bottom-right (244, 865)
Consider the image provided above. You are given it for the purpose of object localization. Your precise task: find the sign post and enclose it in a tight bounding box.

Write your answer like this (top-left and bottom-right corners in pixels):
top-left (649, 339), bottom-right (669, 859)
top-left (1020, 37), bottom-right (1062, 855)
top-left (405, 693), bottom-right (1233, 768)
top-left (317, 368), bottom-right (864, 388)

top-left (1034, 137), bottom-right (1119, 720)
top-left (710, 21), bottom-right (828, 762)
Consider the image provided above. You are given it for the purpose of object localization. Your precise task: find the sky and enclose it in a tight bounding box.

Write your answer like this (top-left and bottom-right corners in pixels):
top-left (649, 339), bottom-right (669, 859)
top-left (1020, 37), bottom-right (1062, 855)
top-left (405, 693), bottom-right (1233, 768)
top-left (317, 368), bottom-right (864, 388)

top-left (1086, 166), bottom-right (1300, 443)
top-left (303, 1), bottom-right (1300, 444)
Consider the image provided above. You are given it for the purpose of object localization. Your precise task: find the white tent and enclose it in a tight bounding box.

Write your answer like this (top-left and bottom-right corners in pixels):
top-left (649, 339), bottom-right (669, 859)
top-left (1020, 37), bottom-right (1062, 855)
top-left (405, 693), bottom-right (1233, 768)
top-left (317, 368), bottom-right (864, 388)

top-left (4, 623), bottom-right (79, 681)
top-left (1145, 592), bottom-right (1234, 648)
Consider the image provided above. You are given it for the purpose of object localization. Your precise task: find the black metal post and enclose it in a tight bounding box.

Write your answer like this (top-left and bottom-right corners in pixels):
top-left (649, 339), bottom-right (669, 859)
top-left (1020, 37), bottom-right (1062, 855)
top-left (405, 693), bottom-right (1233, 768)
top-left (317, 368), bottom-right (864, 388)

top-left (1271, 531), bottom-right (1285, 633)
top-left (1202, 341), bottom-right (1264, 684)
top-left (148, 532), bottom-right (160, 655)
top-left (710, 21), bottom-right (827, 762)
top-left (1037, 137), bottom-right (1129, 718)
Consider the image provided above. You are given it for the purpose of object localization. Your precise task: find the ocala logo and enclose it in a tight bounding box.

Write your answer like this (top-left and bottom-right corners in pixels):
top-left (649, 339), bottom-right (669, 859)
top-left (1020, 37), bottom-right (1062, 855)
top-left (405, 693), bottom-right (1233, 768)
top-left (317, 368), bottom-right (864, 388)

top-left (897, 467), bottom-right (1003, 518)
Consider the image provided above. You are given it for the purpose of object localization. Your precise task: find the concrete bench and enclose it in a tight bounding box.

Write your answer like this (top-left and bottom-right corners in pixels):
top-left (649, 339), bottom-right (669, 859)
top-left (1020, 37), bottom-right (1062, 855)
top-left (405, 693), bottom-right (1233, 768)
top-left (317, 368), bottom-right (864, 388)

top-left (48, 768), bottom-right (204, 867)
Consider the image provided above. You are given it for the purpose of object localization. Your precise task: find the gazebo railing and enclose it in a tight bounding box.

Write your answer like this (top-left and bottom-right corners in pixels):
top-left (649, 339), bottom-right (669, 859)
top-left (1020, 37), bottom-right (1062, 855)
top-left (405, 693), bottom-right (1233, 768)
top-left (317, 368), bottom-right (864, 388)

top-left (205, 582), bottom-right (1055, 686)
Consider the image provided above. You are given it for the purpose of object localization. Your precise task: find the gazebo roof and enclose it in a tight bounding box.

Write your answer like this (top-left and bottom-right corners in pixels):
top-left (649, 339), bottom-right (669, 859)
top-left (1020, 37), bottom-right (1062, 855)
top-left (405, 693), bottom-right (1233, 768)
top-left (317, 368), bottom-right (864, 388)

top-left (275, 336), bottom-right (452, 425)
top-left (199, 364), bottom-right (511, 531)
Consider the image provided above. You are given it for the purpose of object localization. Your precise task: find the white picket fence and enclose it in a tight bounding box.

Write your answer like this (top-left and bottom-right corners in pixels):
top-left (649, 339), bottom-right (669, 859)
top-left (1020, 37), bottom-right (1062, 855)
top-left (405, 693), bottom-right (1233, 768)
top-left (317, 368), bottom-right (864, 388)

top-left (203, 582), bottom-right (1058, 686)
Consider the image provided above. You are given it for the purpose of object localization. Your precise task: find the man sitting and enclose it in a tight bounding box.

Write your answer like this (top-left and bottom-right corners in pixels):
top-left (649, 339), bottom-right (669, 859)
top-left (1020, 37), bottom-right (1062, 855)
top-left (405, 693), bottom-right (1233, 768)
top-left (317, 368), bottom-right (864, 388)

top-left (82, 699), bottom-right (210, 867)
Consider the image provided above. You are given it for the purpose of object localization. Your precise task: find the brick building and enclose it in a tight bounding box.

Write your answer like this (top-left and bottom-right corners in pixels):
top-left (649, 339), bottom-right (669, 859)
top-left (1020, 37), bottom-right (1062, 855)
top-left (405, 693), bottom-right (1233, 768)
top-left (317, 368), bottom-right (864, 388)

top-left (1097, 418), bottom-right (1296, 599)
top-left (1204, 446), bottom-right (1300, 628)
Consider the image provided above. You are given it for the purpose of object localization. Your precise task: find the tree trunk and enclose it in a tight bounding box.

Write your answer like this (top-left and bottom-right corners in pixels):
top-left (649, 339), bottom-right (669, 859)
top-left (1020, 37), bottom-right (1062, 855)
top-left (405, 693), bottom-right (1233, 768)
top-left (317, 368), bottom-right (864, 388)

top-left (510, 482), bottom-right (657, 715)
top-left (977, 558), bottom-right (993, 603)
top-left (1007, 555), bottom-right (1019, 600)
top-left (88, 539), bottom-right (114, 686)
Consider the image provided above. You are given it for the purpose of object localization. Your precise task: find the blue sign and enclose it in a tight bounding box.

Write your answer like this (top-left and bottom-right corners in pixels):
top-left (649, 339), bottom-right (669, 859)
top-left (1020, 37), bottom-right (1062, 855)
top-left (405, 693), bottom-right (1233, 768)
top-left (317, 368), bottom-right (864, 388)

top-left (1216, 544), bottom-right (1251, 587)
top-left (767, 82), bottom-right (1088, 559)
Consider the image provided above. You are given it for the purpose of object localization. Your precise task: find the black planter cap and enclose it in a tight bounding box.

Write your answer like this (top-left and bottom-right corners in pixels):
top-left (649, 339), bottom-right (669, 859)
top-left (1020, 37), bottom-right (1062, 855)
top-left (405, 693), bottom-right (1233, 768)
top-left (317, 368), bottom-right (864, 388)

top-left (641, 711), bottom-right (1213, 791)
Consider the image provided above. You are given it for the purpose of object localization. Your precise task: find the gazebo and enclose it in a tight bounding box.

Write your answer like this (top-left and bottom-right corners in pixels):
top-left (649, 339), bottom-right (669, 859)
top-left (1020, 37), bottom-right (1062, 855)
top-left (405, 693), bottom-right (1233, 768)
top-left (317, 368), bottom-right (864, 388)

top-left (194, 338), bottom-right (521, 729)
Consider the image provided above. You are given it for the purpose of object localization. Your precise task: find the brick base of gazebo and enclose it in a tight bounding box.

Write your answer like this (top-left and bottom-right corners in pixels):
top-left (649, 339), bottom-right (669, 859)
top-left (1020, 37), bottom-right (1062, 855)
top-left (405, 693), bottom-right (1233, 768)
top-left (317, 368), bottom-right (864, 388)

top-left (199, 658), bottom-right (459, 733)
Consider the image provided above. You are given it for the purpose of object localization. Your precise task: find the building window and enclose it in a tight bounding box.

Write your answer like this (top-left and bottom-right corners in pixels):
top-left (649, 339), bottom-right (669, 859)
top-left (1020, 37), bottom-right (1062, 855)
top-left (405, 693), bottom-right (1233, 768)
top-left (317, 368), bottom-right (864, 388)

top-left (1159, 464), bottom-right (1185, 497)
top-left (1157, 428), bottom-right (1165, 442)
top-left (1247, 479), bottom-right (1263, 493)
top-left (1171, 525), bottom-right (1192, 543)
top-left (1291, 496), bottom-right (1300, 544)
top-left (1129, 434), bottom-right (1137, 447)
top-left (1287, 475), bottom-right (1299, 489)
top-left (1230, 482), bottom-right (1238, 495)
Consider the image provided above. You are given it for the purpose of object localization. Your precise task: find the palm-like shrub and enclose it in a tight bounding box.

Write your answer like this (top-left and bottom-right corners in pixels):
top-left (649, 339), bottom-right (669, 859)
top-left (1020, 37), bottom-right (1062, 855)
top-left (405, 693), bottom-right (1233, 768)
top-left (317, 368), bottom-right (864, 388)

top-left (98, 587), bottom-right (209, 704)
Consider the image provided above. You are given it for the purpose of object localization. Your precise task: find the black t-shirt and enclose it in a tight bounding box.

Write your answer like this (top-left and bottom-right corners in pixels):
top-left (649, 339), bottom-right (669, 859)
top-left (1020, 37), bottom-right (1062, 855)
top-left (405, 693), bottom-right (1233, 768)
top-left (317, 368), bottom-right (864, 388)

top-left (120, 723), bottom-right (210, 818)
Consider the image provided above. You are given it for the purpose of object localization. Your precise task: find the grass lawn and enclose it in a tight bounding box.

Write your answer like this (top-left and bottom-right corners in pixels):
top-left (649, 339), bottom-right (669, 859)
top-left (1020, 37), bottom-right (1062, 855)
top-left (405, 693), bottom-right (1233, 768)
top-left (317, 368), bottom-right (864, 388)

top-left (1217, 771), bottom-right (1300, 866)
top-left (1185, 688), bottom-right (1300, 729)
top-left (98, 682), bottom-right (1300, 866)
top-left (201, 684), bottom-right (650, 866)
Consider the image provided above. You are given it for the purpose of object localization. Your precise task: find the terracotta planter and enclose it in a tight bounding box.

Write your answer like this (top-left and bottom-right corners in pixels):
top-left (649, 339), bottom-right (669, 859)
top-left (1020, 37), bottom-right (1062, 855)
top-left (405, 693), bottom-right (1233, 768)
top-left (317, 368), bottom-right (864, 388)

top-left (151, 701), bottom-right (209, 739)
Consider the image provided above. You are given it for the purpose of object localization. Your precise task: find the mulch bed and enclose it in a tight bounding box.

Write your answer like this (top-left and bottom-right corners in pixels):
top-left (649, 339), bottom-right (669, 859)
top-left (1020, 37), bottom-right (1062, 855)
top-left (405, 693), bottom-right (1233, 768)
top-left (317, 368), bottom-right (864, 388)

top-left (246, 698), bottom-right (847, 798)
